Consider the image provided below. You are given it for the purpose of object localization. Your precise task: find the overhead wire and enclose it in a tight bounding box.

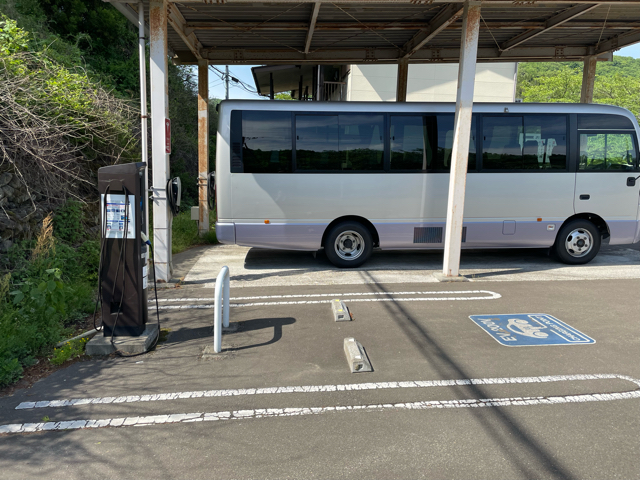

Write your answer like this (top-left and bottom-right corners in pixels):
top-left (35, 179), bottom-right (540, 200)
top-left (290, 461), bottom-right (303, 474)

top-left (208, 65), bottom-right (261, 97)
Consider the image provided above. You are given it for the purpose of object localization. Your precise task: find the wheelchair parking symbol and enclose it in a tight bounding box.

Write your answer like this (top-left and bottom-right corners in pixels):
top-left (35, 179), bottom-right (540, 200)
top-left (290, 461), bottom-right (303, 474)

top-left (469, 314), bottom-right (595, 347)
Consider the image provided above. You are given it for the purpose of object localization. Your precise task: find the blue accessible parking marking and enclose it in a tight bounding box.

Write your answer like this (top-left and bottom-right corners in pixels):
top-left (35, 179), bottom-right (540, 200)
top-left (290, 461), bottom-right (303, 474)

top-left (469, 314), bottom-right (595, 347)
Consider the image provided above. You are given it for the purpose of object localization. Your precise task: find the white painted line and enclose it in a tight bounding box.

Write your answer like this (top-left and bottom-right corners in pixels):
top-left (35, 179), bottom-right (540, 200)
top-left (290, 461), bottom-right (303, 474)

top-left (14, 373), bottom-right (637, 411)
top-left (148, 290), bottom-right (501, 310)
top-left (151, 290), bottom-right (499, 303)
top-left (3, 382), bottom-right (640, 434)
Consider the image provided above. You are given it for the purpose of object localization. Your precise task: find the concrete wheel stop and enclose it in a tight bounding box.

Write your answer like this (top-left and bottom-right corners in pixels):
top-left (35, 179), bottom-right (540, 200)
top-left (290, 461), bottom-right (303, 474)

top-left (343, 338), bottom-right (372, 373)
top-left (85, 324), bottom-right (159, 356)
top-left (331, 299), bottom-right (352, 322)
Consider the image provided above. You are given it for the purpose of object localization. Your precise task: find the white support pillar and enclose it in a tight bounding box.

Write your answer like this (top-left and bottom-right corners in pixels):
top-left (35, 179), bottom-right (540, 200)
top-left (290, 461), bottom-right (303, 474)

top-left (150, 0), bottom-right (172, 282)
top-left (441, 1), bottom-right (481, 278)
top-left (197, 59), bottom-right (210, 236)
top-left (580, 55), bottom-right (597, 104)
top-left (396, 59), bottom-right (409, 102)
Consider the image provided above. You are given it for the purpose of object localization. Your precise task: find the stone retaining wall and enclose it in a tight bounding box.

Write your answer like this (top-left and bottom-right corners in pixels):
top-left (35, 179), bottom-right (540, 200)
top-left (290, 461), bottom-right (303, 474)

top-left (0, 172), bottom-right (47, 252)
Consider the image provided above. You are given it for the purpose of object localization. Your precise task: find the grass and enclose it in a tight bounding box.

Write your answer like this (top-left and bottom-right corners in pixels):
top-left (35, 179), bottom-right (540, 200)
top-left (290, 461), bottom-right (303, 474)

top-left (171, 210), bottom-right (217, 255)
top-left (0, 213), bottom-right (98, 388)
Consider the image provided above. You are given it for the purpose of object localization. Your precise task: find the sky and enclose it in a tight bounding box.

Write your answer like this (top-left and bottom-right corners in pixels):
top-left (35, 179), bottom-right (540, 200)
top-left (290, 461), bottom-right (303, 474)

top-left (207, 44), bottom-right (640, 101)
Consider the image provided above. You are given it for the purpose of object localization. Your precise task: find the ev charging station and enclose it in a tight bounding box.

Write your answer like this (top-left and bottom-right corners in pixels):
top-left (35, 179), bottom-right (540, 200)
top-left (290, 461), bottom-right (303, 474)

top-left (86, 162), bottom-right (182, 355)
top-left (98, 162), bottom-right (149, 338)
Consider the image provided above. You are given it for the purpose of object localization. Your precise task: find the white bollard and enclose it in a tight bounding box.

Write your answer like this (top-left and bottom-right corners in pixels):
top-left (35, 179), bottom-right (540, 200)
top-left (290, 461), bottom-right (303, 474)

top-left (213, 266), bottom-right (230, 353)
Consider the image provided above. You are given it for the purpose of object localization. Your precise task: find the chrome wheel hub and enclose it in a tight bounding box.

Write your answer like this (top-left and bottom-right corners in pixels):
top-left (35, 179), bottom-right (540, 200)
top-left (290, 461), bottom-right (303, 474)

top-left (565, 228), bottom-right (593, 258)
top-left (335, 231), bottom-right (364, 261)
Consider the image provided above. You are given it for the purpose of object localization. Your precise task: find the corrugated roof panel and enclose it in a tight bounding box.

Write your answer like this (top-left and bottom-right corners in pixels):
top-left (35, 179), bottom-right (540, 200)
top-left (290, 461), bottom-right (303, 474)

top-left (125, 1), bottom-right (640, 63)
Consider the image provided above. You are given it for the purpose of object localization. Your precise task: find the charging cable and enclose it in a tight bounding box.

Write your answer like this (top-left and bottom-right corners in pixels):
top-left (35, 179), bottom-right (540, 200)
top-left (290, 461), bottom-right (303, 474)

top-left (109, 191), bottom-right (161, 357)
top-left (92, 185), bottom-right (111, 331)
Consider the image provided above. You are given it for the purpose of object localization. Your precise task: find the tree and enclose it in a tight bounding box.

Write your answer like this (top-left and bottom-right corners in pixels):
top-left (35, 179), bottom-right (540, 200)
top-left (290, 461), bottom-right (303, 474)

top-left (517, 57), bottom-right (640, 121)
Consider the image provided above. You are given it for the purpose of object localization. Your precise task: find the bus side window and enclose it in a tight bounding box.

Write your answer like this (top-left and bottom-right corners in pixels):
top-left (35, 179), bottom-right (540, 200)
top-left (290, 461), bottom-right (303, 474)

top-left (434, 115), bottom-right (476, 172)
top-left (524, 115), bottom-right (567, 170)
top-left (297, 114), bottom-right (384, 171)
top-left (482, 115), bottom-right (567, 171)
top-left (241, 111), bottom-right (292, 173)
top-left (482, 116), bottom-right (524, 170)
top-left (579, 132), bottom-right (638, 171)
top-left (390, 115), bottom-right (432, 170)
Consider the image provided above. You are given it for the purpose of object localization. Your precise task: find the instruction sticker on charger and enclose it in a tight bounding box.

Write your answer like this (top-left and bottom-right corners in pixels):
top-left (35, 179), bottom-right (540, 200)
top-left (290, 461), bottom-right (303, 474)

top-left (469, 314), bottom-right (595, 347)
top-left (101, 194), bottom-right (136, 239)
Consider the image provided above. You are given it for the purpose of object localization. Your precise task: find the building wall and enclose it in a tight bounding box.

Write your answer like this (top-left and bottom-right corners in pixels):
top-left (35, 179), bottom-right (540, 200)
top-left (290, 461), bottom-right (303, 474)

top-left (347, 63), bottom-right (517, 102)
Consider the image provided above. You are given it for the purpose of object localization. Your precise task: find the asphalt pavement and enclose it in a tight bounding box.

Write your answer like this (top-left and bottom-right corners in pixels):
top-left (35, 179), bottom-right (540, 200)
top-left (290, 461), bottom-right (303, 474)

top-left (0, 244), bottom-right (638, 480)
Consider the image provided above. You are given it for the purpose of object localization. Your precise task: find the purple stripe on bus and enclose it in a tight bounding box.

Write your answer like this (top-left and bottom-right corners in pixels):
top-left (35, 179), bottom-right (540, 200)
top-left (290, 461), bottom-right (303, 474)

top-left (230, 219), bottom-right (639, 251)
top-left (375, 221), bottom-right (561, 249)
top-left (607, 220), bottom-right (638, 245)
top-left (234, 223), bottom-right (326, 250)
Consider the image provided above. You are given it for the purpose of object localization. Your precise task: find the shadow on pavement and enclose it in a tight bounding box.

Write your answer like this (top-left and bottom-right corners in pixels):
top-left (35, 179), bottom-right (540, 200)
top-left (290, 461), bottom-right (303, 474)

top-left (230, 317), bottom-right (296, 351)
top-left (360, 270), bottom-right (578, 480)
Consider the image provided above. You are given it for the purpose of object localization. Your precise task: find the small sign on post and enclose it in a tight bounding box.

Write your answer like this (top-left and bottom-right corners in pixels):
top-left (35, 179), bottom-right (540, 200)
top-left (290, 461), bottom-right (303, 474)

top-left (165, 118), bottom-right (171, 154)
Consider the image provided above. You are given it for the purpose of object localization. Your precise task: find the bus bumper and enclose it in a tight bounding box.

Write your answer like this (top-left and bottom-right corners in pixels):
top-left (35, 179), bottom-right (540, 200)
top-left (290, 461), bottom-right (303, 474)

top-left (215, 222), bottom-right (236, 244)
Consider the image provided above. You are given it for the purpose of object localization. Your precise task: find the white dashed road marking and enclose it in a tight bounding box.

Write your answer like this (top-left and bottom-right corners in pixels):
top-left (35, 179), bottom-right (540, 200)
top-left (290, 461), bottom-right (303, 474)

top-left (14, 373), bottom-right (631, 410)
top-left (3, 381), bottom-right (639, 434)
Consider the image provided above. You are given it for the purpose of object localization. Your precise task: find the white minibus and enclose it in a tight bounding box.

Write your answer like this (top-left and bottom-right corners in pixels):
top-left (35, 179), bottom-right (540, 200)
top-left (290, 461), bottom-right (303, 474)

top-left (215, 100), bottom-right (640, 268)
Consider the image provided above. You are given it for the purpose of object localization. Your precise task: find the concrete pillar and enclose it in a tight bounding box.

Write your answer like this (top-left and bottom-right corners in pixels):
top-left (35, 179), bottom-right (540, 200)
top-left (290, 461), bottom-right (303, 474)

top-left (580, 55), bottom-right (597, 104)
top-left (441, 1), bottom-right (481, 278)
top-left (149, 0), bottom-right (172, 282)
top-left (396, 59), bottom-right (409, 102)
top-left (197, 59), bottom-right (210, 236)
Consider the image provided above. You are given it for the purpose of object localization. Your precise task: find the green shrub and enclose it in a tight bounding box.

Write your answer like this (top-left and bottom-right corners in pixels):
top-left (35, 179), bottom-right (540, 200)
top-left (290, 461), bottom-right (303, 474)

top-left (50, 337), bottom-right (88, 365)
top-left (77, 240), bottom-right (100, 283)
top-left (0, 356), bottom-right (22, 387)
top-left (53, 199), bottom-right (83, 244)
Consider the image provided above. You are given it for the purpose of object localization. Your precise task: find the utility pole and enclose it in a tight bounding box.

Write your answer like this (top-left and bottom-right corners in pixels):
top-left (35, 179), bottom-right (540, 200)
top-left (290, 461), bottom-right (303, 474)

top-left (225, 65), bottom-right (229, 100)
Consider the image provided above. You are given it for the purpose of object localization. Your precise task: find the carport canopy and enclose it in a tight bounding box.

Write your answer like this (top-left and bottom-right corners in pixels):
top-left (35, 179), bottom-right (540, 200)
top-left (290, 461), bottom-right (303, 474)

top-left (107, 0), bottom-right (640, 282)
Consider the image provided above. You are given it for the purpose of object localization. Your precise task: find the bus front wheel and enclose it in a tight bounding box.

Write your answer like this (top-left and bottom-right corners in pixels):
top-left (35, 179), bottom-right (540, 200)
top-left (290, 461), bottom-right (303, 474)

top-left (554, 219), bottom-right (601, 265)
top-left (324, 221), bottom-right (373, 268)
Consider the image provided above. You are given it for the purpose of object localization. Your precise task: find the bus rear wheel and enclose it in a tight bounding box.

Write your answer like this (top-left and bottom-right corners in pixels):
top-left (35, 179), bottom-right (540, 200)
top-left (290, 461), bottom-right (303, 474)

top-left (324, 221), bottom-right (373, 268)
top-left (554, 219), bottom-right (601, 265)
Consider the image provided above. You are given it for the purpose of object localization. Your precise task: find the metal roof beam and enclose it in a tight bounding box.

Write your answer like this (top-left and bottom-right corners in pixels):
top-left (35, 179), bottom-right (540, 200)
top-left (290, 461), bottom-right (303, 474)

top-left (500, 3), bottom-right (600, 52)
top-left (402, 3), bottom-right (464, 59)
top-left (167, 2), bottom-right (203, 59)
top-left (201, 45), bottom-right (596, 64)
top-left (110, 2), bottom-right (149, 37)
top-left (595, 28), bottom-right (640, 53)
top-left (184, 21), bottom-right (639, 31)
top-left (304, 2), bottom-right (321, 54)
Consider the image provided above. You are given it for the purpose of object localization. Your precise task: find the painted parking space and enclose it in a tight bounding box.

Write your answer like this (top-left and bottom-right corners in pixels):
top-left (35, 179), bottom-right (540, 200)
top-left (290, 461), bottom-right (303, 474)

top-left (148, 289), bottom-right (502, 310)
top-left (470, 314), bottom-right (596, 346)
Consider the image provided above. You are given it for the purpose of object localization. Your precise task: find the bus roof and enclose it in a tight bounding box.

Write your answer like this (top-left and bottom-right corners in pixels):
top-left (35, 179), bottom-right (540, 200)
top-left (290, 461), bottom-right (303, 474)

top-left (218, 99), bottom-right (638, 126)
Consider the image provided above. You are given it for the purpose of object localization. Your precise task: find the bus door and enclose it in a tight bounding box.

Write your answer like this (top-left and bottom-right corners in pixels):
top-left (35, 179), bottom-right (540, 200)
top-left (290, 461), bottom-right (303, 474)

top-left (575, 130), bottom-right (640, 244)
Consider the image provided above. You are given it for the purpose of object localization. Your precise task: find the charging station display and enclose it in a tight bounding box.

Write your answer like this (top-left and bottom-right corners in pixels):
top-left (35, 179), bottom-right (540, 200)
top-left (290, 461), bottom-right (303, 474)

top-left (101, 194), bottom-right (136, 239)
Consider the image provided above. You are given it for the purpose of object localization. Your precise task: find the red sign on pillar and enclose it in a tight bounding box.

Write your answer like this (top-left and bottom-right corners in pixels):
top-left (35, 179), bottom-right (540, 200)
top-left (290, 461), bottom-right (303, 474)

top-left (165, 118), bottom-right (171, 154)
